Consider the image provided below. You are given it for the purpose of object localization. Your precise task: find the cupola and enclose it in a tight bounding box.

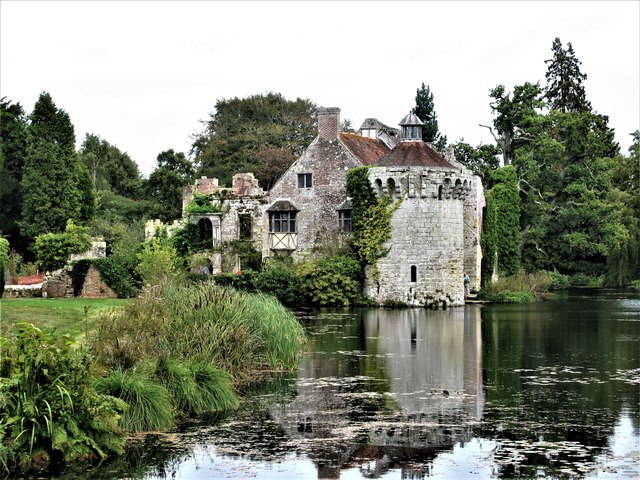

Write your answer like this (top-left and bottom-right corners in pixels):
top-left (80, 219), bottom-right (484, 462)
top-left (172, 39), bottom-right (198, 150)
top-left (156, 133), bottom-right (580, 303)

top-left (399, 113), bottom-right (424, 141)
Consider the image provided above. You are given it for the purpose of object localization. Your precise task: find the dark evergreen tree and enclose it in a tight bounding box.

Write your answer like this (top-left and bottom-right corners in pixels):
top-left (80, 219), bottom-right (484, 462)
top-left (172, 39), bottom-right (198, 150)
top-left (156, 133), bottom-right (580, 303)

top-left (0, 98), bottom-right (29, 248)
top-left (412, 83), bottom-right (447, 150)
top-left (20, 92), bottom-right (93, 242)
top-left (145, 149), bottom-right (194, 222)
top-left (544, 37), bottom-right (592, 113)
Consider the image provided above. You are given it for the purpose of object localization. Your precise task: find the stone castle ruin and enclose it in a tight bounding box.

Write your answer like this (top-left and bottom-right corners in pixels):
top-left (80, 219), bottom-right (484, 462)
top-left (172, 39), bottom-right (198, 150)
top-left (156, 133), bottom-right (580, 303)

top-left (147, 107), bottom-right (484, 307)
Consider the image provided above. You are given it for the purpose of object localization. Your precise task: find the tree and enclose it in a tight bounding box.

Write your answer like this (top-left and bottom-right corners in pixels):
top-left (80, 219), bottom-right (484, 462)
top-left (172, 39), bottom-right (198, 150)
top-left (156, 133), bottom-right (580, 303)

top-left (191, 92), bottom-right (316, 186)
top-left (544, 37), bottom-right (592, 113)
top-left (20, 93), bottom-right (93, 242)
top-left (79, 133), bottom-right (142, 198)
top-left (481, 82), bottom-right (544, 166)
top-left (0, 98), bottom-right (28, 248)
top-left (253, 147), bottom-right (296, 190)
top-left (451, 141), bottom-right (500, 182)
top-left (145, 149), bottom-right (194, 222)
top-left (34, 220), bottom-right (92, 271)
top-left (412, 83), bottom-right (447, 150)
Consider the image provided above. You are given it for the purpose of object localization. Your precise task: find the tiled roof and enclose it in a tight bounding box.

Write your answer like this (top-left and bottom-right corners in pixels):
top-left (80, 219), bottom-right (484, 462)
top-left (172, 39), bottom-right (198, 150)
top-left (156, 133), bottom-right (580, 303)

top-left (377, 141), bottom-right (457, 168)
top-left (340, 132), bottom-right (390, 166)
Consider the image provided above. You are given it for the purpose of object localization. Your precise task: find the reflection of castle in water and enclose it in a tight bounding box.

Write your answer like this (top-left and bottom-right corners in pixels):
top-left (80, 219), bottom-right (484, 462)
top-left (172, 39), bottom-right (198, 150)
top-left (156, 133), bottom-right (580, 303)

top-left (270, 307), bottom-right (484, 479)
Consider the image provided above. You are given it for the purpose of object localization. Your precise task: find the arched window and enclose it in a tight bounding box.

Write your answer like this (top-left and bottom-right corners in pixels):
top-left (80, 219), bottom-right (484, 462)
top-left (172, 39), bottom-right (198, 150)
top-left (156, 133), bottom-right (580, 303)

top-left (374, 178), bottom-right (383, 198)
top-left (386, 178), bottom-right (396, 198)
top-left (410, 265), bottom-right (417, 282)
top-left (438, 185), bottom-right (444, 200)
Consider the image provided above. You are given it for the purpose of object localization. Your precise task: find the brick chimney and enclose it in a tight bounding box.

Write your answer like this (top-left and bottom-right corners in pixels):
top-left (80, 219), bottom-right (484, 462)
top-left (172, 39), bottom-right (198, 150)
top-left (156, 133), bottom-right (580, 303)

top-left (317, 107), bottom-right (340, 141)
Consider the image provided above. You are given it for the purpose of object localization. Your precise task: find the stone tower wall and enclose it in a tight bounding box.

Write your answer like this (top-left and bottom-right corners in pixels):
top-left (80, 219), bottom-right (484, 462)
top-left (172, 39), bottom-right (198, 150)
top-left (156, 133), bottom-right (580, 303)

top-left (364, 166), bottom-right (473, 307)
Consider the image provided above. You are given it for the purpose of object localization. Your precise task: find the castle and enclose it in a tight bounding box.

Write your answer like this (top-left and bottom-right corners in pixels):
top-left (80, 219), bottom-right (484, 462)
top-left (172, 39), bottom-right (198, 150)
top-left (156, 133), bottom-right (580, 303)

top-left (147, 107), bottom-right (484, 307)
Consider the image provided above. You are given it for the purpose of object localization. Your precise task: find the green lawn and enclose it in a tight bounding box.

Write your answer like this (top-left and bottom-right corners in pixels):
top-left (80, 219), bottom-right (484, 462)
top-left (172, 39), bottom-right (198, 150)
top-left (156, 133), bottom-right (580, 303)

top-left (0, 297), bottom-right (129, 338)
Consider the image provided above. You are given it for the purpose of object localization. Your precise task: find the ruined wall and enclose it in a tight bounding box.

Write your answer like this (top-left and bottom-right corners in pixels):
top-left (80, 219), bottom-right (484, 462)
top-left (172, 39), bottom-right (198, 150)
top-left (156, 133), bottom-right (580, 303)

top-left (364, 166), bottom-right (473, 307)
top-left (218, 196), bottom-right (267, 272)
top-left (80, 265), bottom-right (117, 298)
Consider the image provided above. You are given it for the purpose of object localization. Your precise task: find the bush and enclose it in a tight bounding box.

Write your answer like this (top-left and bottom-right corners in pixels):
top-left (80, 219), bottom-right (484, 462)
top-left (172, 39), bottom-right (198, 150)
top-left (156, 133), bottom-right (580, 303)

top-left (296, 255), bottom-right (361, 307)
top-left (254, 257), bottom-right (299, 305)
top-left (478, 270), bottom-right (552, 303)
top-left (212, 270), bottom-right (257, 292)
top-left (136, 239), bottom-right (179, 287)
top-left (34, 220), bottom-right (92, 271)
top-left (0, 323), bottom-right (126, 474)
top-left (569, 273), bottom-right (604, 287)
top-left (70, 258), bottom-right (138, 298)
top-left (542, 270), bottom-right (571, 290)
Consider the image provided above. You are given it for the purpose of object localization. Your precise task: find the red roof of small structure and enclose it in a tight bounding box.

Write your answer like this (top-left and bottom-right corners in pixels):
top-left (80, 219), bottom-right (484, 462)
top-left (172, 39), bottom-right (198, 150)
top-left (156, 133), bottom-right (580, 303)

top-left (340, 132), bottom-right (390, 166)
top-left (377, 141), bottom-right (456, 168)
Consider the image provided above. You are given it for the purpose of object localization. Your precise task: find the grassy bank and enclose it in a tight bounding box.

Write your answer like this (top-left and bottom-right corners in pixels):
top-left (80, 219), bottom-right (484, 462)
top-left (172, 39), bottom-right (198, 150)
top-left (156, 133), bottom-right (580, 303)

top-left (0, 297), bottom-right (129, 336)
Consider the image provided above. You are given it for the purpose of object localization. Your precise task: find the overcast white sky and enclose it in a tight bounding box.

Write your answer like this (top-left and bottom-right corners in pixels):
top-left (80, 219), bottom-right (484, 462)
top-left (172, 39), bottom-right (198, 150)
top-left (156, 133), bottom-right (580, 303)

top-left (1, 1), bottom-right (638, 177)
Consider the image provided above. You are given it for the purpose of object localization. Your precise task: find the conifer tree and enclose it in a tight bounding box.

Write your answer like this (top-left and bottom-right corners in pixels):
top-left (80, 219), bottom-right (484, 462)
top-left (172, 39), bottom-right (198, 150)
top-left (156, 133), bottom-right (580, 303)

top-left (412, 83), bottom-right (447, 150)
top-left (544, 37), bottom-right (592, 113)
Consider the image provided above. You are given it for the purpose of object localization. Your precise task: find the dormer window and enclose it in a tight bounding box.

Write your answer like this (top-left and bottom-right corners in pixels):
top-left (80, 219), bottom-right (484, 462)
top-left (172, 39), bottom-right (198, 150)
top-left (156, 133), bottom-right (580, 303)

top-left (298, 173), bottom-right (312, 188)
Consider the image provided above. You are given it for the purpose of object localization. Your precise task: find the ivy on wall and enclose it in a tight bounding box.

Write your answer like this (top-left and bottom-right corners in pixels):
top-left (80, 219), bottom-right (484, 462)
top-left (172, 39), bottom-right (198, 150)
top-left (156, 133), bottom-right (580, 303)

top-left (70, 258), bottom-right (137, 298)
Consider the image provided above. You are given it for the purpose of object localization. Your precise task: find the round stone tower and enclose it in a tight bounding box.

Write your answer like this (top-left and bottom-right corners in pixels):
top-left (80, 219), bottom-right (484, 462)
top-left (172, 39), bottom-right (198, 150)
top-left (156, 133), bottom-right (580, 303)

top-left (365, 113), bottom-right (479, 308)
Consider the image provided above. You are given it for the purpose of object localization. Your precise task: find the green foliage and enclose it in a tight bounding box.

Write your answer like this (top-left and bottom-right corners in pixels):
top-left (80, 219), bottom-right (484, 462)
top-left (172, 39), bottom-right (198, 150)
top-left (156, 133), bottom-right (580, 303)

top-left (29, 92), bottom-right (75, 154)
top-left (296, 255), bottom-right (361, 307)
top-left (79, 133), bottom-right (142, 198)
top-left (352, 196), bottom-right (401, 282)
top-left (90, 280), bottom-right (305, 383)
top-left (412, 82), bottom-right (447, 149)
top-left (487, 166), bottom-right (521, 276)
top-left (155, 358), bottom-right (239, 416)
top-left (346, 166), bottom-right (377, 234)
top-left (451, 141), bottom-right (500, 181)
top-left (34, 220), bottom-right (92, 271)
top-left (184, 192), bottom-right (222, 215)
top-left (541, 270), bottom-right (571, 290)
top-left (0, 98), bottom-right (28, 249)
top-left (94, 367), bottom-right (173, 433)
top-left (192, 92), bottom-right (316, 186)
top-left (0, 237), bottom-right (8, 294)
top-left (0, 323), bottom-right (126, 473)
top-left (71, 258), bottom-right (138, 298)
top-left (144, 149), bottom-right (194, 222)
top-left (171, 222), bottom-right (211, 259)
top-left (544, 37), bottom-right (592, 113)
top-left (212, 270), bottom-right (257, 291)
top-left (136, 239), bottom-right (179, 287)
top-left (478, 270), bottom-right (552, 303)
top-left (94, 191), bottom-right (161, 224)
top-left (253, 256), bottom-right (299, 306)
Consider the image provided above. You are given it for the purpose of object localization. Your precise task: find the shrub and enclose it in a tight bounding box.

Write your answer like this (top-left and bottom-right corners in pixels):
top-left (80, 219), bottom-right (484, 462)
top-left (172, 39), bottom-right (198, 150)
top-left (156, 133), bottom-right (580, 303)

top-left (136, 239), bottom-right (179, 287)
top-left (34, 220), bottom-right (92, 271)
top-left (254, 257), bottom-right (299, 305)
top-left (70, 259), bottom-right (138, 298)
top-left (0, 323), bottom-right (126, 474)
top-left (295, 255), bottom-right (361, 307)
top-left (478, 270), bottom-right (552, 303)
top-left (542, 270), bottom-right (571, 290)
top-left (212, 270), bottom-right (257, 292)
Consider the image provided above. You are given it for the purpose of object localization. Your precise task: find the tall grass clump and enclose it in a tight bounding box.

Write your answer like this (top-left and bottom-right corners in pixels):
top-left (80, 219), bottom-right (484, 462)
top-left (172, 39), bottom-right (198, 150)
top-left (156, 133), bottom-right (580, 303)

top-left (155, 358), bottom-right (239, 416)
top-left (478, 270), bottom-right (553, 303)
top-left (94, 368), bottom-right (173, 433)
top-left (243, 292), bottom-right (306, 370)
top-left (91, 279), bottom-right (306, 383)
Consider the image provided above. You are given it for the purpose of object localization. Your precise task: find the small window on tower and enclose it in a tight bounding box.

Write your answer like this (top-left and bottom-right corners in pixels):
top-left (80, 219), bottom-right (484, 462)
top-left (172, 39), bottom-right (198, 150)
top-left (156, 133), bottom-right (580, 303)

top-left (410, 265), bottom-right (417, 283)
top-left (338, 210), bottom-right (352, 232)
top-left (298, 173), bottom-right (312, 188)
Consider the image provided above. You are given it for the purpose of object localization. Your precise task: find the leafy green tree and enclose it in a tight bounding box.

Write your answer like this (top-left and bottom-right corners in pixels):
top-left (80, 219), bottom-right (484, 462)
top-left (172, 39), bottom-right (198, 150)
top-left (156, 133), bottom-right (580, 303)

top-left (451, 141), bottom-right (500, 181)
top-left (412, 83), bottom-right (447, 149)
top-left (144, 149), bottom-right (194, 222)
top-left (28, 91), bottom-right (75, 154)
top-left (0, 98), bottom-right (28, 250)
top-left (136, 238), bottom-right (179, 287)
top-left (544, 37), bottom-right (592, 113)
top-left (79, 133), bottom-right (142, 198)
top-left (514, 110), bottom-right (624, 275)
top-left (192, 92), bottom-right (316, 186)
top-left (487, 167), bottom-right (521, 277)
top-left (605, 131), bottom-right (640, 286)
top-left (34, 220), bottom-right (92, 271)
top-left (482, 82), bottom-right (544, 166)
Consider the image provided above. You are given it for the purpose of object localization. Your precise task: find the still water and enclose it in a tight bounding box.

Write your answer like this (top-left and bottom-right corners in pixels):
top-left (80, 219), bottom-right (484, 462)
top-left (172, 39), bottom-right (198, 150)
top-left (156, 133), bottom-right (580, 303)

top-left (91, 288), bottom-right (638, 479)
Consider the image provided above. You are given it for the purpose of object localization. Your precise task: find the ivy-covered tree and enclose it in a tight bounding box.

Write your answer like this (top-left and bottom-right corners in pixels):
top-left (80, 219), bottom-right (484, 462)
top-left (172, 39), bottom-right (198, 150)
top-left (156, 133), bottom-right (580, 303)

top-left (20, 93), bottom-right (94, 242)
top-left (544, 37), bottom-right (592, 113)
top-left (192, 92), bottom-right (316, 186)
top-left (79, 133), bottom-right (143, 198)
top-left (144, 149), bottom-right (194, 222)
top-left (0, 98), bottom-right (28, 249)
top-left (412, 83), bottom-right (447, 150)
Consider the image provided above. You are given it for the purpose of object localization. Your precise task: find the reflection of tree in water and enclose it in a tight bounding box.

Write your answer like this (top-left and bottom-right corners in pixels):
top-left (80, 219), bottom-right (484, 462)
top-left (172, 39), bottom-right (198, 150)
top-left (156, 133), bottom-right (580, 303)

top-left (479, 289), bottom-right (640, 478)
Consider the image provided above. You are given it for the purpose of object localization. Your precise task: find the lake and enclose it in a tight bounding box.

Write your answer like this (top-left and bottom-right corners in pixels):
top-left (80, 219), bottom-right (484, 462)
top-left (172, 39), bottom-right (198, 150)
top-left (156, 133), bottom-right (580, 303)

top-left (73, 288), bottom-right (640, 479)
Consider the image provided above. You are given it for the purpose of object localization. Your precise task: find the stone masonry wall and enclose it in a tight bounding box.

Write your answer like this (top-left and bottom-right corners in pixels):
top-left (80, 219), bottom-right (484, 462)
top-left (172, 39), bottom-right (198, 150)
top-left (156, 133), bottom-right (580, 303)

top-left (81, 265), bottom-right (117, 298)
top-left (365, 167), bottom-right (469, 307)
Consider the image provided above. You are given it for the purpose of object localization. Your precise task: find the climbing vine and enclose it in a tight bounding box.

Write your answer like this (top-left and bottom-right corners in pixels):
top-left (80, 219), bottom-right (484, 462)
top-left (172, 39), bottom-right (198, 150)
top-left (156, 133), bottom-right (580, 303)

top-left (345, 166), bottom-right (376, 233)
